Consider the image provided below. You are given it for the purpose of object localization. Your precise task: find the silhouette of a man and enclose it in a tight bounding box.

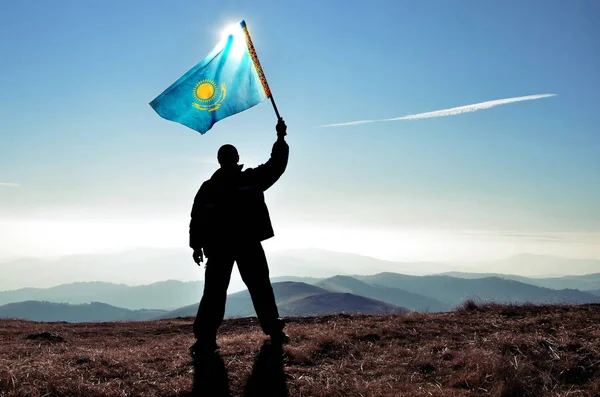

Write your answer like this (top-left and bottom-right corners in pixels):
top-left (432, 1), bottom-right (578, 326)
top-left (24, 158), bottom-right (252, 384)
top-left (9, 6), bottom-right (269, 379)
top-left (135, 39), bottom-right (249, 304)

top-left (189, 119), bottom-right (289, 354)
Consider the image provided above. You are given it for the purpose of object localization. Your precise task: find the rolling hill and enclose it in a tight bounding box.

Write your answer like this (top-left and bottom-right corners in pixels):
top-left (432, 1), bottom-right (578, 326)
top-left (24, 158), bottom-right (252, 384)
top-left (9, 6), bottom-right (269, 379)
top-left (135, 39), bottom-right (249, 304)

top-left (442, 271), bottom-right (600, 291)
top-left (355, 273), bottom-right (600, 306)
top-left (156, 281), bottom-right (408, 319)
top-left (0, 280), bottom-right (204, 310)
top-left (0, 281), bottom-right (406, 322)
top-left (3, 268), bottom-right (600, 323)
top-left (278, 292), bottom-right (407, 316)
top-left (3, 249), bottom-right (599, 297)
top-left (317, 275), bottom-right (449, 311)
top-left (156, 281), bottom-right (331, 319)
top-left (223, 282), bottom-right (334, 318)
top-left (0, 301), bottom-right (166, 322)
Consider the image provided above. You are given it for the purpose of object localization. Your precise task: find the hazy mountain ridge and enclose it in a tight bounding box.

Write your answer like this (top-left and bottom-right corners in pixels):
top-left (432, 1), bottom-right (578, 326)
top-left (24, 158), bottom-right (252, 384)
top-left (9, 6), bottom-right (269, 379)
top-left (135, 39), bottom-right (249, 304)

top-left (153, 282), bottom-right (406, 319)
top-left (3, 273), bottom-right (599, 322)
top-left (3, 249), bottom-right (599, 291)
top-left (267, 249), bottom-right (454, 277)
top-left (278, 292), bottom-right (407, 316)
top-left (2, 250), bottom-right (599, 323)
top-left (355, 273), bottom-right (600, 306)
top-left (155, 282), bottom-right (331, 320)
top-left (0, 301), bottom-right (166, 322)
top-left (317, 275), bottom-right (449, 311)
top-left (0, 249), bottom-right (202, 289)
top-left (0, 280), bottom-right (204, 310)
top-left (441, 271), bottom-right (600, 291)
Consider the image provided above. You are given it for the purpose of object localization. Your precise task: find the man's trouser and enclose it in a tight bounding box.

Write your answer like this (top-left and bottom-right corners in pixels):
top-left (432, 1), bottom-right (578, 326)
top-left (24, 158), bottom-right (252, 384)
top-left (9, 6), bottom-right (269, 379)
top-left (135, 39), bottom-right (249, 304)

top-left (193, 241), bottom-right (283, 341)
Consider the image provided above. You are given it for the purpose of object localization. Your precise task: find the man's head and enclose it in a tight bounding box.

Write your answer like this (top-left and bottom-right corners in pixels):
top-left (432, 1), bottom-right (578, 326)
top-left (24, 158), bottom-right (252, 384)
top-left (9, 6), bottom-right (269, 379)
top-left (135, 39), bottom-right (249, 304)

top-left (217, 144), bottom-right (239, 168)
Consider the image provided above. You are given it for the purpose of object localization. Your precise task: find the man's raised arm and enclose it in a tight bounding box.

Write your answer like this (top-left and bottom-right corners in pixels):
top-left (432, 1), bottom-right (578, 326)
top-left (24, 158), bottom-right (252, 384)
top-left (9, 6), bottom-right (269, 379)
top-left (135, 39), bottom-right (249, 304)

top-left (248, 119), bottom-right (289, 191)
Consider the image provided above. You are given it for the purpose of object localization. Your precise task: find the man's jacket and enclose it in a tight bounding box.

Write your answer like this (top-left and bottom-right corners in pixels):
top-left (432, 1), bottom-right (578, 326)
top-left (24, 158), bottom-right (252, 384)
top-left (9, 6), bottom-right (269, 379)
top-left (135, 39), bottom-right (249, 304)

top-left (189, 139), bottom-right (289, 255)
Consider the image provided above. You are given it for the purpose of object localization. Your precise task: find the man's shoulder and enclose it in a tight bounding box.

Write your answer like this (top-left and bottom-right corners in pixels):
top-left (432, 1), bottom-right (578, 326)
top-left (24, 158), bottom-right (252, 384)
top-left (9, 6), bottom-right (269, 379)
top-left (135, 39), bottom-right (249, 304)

top-left (196, 179), bottom-right (214, 196)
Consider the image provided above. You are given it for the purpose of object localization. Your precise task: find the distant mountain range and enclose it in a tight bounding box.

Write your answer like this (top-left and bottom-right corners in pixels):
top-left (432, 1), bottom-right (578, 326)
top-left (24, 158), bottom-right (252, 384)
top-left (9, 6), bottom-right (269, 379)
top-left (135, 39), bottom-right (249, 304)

top-left (272, 250), bottom-right (600, 278)
top-left (0, 280), bottom-right (204, 310)
top-left (0, 301), bottom-right (165, 322)
top-left (354, 273), bottom-right (600, 306)
top-left (2, 270), bottom-right (599, 322)
top-left (280, 292), bottom-right (407, 316)
top-left (440, 271), bottom-right (600, 291)
top-left (316, 275), bottom-right (449, 311)
top-left (155, 282), bottom-right (407, 319)
top-left (2, 248), bottom-right (599, 322)
top-left (0, 249), bottom-right (202, 290)
top-left (2, 249), bottom-right (599, 291)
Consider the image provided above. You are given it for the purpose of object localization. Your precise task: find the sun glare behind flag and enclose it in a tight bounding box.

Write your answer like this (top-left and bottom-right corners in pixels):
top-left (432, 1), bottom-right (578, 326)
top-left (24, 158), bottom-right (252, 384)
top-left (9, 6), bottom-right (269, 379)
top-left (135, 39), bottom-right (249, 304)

top-left (150, 20), bottom-right (272, 134)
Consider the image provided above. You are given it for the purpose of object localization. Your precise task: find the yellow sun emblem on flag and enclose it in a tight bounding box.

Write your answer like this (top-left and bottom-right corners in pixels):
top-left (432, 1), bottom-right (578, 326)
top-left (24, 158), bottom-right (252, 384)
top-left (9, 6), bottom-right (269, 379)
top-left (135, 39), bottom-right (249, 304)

top-left (192, 79), bottom-right (226, 112)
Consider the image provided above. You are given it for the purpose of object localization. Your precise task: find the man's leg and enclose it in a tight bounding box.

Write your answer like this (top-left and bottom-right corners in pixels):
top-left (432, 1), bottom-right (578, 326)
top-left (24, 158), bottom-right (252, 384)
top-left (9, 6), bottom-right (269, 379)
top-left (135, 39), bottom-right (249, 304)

top-left (236, 242), bottom-right (285, 339)
top-left (193, 252), bottom-right (235, 348)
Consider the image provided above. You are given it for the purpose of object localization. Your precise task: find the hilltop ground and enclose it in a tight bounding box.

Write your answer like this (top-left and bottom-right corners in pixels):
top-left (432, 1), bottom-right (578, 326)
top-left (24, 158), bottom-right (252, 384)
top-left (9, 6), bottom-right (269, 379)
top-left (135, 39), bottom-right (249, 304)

top-left (1, 303), bottom-right (599, 397)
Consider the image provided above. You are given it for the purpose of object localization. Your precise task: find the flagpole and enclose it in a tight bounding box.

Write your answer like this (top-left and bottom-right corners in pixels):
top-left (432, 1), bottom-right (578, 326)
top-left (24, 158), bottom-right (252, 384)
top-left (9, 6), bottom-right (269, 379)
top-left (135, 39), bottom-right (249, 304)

top-left (241, 21), bottom-right (282, 121)
top-left (268, 93), bottom-right (282, 121)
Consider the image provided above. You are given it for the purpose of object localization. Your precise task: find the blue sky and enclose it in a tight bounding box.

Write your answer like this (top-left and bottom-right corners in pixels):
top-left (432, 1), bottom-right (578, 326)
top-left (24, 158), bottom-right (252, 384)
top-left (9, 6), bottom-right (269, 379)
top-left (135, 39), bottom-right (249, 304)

top-left (1, 0), bottom-right (599, 262)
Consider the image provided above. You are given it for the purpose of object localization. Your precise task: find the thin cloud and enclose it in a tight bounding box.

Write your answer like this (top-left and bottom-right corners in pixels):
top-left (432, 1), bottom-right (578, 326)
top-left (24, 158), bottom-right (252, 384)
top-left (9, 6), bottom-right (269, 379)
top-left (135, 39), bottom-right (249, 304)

top-left (320, 94), bottom-right (557, 127)
top-left (0, 183), bottom-right (19, 187)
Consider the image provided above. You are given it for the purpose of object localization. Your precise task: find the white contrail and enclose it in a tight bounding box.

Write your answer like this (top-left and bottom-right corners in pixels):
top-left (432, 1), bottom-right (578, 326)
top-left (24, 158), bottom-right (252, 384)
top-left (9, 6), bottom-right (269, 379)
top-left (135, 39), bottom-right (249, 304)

top-left (320, 94), bottom-right (557, 127)
top-left (0, 183), bottom-right (19, 187)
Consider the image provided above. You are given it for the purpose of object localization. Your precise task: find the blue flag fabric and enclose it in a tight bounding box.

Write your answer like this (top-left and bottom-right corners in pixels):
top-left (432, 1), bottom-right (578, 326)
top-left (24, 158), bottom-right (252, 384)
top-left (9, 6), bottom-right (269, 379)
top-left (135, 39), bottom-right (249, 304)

top-left (150, 20), bottom-right (269, 134)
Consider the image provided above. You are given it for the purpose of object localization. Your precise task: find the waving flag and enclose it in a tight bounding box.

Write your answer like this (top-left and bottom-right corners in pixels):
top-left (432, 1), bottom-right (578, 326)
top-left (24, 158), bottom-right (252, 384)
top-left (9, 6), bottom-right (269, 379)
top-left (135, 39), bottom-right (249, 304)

top-left (150, 20), bottom-right (271, 134)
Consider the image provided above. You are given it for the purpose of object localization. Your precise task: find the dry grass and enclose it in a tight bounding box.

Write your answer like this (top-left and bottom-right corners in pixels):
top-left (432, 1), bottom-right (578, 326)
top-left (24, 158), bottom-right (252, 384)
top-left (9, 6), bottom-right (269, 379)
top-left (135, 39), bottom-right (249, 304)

top-left (1, 304), bottom-right (599, 396)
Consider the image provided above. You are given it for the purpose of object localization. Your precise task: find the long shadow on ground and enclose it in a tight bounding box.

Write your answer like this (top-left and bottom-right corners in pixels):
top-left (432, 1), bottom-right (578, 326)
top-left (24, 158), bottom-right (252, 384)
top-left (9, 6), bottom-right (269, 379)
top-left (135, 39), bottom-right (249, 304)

top-left (187, 350), bottom-right (231, 397)
top-left (183, 340), bottom-right (288, 397)
top-left (244, 341), bottom-right (288, 397)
